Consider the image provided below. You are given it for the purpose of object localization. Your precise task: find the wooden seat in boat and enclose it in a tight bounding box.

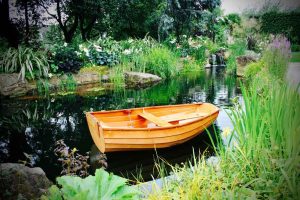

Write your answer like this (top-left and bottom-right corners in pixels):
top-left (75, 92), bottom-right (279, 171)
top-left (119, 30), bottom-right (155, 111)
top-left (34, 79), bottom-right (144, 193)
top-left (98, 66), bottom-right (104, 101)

top-left (138, 112), bottom-right (172, 127)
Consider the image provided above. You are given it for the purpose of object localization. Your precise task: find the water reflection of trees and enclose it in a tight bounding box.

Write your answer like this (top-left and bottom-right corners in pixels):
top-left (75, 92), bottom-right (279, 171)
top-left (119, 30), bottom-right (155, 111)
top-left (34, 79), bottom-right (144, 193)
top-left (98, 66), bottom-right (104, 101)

top-left (0, 68), bottom-right (238, 180)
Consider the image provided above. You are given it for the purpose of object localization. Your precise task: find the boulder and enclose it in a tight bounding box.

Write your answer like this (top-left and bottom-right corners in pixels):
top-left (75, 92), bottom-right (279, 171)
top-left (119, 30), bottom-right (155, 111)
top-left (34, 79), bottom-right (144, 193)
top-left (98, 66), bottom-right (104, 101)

top-left (124, 72), bottom-right (162, 88)
top-left (0, 74), bottom-right (35, 97)
top-left (236, 54), bottom-right (258, 77)
top-left (0, 163), bottom-right (52, 200)
top-left (73, 72), bottom-right (101, 85)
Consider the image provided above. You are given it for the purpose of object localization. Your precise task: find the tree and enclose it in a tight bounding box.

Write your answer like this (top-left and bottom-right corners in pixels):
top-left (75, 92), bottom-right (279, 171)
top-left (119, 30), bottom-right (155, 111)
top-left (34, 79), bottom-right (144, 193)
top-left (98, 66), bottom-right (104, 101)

top-left (159, 0), bottom-right (221, 41)
top-left (15, 0), bottom-right (41, 45)
top-left (107, 0), bottom-right (164, 40)
top-left (37, 0), bottom-right (79, 43)
top-left (0, 0), bottom-right (20, 47)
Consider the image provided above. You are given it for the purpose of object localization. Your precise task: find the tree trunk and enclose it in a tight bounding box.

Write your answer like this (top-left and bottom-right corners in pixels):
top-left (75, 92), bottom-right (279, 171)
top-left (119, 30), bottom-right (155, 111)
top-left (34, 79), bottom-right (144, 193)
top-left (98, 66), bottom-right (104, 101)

top-left (0, 0), bottom-right (20, 47)
top-left (24, 0), bottom-right (30, 44)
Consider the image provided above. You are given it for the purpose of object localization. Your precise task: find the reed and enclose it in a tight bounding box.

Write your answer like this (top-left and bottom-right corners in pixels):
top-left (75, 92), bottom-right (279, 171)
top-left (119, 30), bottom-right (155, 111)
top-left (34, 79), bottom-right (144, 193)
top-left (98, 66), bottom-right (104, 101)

top-left (146, 78), bottom-right (300, 199)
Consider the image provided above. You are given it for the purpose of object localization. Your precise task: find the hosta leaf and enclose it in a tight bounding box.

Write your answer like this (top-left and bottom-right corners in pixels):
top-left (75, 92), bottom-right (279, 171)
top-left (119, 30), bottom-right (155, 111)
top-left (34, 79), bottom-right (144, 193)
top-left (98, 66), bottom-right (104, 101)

top-left (51, 169), bottom-right (139, 200)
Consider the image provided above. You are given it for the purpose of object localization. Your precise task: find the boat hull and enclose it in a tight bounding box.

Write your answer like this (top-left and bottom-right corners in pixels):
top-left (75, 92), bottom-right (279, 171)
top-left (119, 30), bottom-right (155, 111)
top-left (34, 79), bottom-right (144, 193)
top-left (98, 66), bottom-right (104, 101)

top-left (86, 103), bottom-right (219, 153)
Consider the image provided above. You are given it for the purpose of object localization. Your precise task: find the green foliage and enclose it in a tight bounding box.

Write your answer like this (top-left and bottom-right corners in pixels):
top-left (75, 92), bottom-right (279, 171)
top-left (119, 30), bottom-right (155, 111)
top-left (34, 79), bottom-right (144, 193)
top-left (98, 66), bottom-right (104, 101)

top-left (36, 79), bottom-right (50, 95)
top-left (226, 40), bottom-right (247, 74)
top-left (159, 0), bottom-right (221, 41)
top-left (54, 46), bottom-right (84, 73)
top-left (135, 46), bottom-right (179, 79)
top-left (0, 37), bottom-right (10, 54)
top-left (261, 11), bottom-right (300, 44)
top-left (108, 0), bottom-right (164, 40)
top-left (290, 52), bottom-right (300, 62)
top-left (0, 46), bottom-right (49, 80)
top-left (59, 75), bottom-right (77, 92)
top-left (192, 46), bottom-right (207, 64)
top-left (244, 61), bottom-right (264, 80)
top-left (42, 169), bottom-right (139, 200)
top-left (80, 65), bottom-right (108, 75)
top-left (148, 76), bottom-right (300, 199)
top-left (291, 44), bottom-right (300, 52)
top-left (182, 59), bottom-right (203, 72)
top-left (43, 25), bottom-right (64, 47)
top-left (226, 13), bottom-right (241, 25)
top-left (262, 35), bottom-right (291, 79)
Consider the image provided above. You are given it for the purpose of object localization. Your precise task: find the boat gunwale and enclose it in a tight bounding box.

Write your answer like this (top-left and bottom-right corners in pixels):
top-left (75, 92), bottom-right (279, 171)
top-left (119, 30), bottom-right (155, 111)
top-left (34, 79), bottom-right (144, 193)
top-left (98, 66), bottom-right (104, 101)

top-left (86, 103), bottom-right (219, 131)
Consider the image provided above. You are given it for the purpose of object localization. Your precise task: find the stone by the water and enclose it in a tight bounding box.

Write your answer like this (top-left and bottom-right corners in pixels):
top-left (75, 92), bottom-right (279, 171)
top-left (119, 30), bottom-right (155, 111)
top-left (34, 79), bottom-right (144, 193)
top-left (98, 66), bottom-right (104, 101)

top-left (0, 163), bottom-right (52, 200)
top-left (124, 71), bottom-right (162, 88)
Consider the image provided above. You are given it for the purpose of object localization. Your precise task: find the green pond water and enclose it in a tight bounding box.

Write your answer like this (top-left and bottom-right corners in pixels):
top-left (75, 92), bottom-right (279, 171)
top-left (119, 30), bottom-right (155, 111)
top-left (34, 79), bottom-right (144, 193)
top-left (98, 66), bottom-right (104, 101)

top-left (0, 67), bottom-right (241, 181)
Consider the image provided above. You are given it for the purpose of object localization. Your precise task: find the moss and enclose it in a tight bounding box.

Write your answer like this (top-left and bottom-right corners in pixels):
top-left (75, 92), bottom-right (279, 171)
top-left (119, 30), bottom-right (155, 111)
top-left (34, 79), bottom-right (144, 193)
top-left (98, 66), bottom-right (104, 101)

top-left (79, 65), bottom-right (109, 75)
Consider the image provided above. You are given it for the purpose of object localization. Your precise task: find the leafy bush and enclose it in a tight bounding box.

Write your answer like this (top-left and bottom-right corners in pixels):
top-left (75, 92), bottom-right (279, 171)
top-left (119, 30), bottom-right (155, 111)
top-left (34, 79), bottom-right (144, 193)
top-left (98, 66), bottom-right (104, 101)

top-left (54, 46), bottom-right (83, 73)
top-left (226, 13), bottom-right (241, 25)
top-left (135, 46), bottom-right (179, 78)
top-left (41, 169), bottom-right (139, 200)
top-left (244, 61), bottom-right (264, 80)
top-left (0, 47), bottom-right (49, 80)
top-left (87, 44), bottom-right (119, 66)
top-left (291, 44), bottom-right (300, 52)
top-left (261, 11), bottom-right (300, 44)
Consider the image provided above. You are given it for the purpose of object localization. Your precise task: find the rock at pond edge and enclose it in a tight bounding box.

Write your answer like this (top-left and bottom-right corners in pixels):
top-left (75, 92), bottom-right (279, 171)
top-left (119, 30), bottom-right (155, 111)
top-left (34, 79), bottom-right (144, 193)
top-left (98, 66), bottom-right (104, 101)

top-left (0, 163), bottom-right (52, 200)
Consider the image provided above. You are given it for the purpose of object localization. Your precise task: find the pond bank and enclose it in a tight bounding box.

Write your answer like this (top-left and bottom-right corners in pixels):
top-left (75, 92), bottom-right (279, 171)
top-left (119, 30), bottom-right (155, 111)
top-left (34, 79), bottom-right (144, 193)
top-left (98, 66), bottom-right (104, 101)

top-left (0, 71), bottom-right (162, 98)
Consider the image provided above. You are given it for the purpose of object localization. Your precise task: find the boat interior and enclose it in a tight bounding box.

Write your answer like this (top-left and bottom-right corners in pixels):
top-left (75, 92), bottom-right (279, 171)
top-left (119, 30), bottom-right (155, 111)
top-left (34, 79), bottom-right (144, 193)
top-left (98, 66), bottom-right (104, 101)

top-left (91, 103), bottom-right (218, 129)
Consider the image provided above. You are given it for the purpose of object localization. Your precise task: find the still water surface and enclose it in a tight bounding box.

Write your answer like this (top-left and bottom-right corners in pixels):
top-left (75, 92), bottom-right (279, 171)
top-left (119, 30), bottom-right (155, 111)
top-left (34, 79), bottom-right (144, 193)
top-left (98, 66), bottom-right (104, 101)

top-left (0, 68), bottom-right (240, 181)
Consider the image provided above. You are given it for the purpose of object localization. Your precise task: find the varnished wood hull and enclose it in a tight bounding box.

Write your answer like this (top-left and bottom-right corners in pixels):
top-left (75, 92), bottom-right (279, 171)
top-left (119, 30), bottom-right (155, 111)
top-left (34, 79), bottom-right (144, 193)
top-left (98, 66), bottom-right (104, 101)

top-left (86, 103), bottom-right (219, 153)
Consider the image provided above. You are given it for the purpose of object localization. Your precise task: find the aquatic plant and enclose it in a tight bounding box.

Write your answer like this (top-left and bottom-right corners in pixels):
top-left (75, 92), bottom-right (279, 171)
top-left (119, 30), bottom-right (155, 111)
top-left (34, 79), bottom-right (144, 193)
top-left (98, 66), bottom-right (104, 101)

top-left (135, 46), bottom-right (179, 79)
top-left (0, 46), bottom-right (49, 81)
top-left (59, 75), bottom-right (77, 92)
top-left (36, 79), bottom-right (51, 95)
top-left (41, 169), bottom-right (140, 200)
top-left (147, 80), bottom-right (300, 199)
top-left (54, 139), bottom-right (90, 178)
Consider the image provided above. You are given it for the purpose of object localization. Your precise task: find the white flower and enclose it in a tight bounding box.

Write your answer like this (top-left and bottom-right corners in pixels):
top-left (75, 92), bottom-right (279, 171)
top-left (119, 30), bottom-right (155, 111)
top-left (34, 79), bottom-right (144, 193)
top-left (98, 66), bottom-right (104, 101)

top-left (170, 39), bottom-right (176, 44)
top-left (48, 73), bottom-right (53, 78)
top-left (93, 44), bottom-right (102, 52)
top-left (123, 49), bottom-right (132, 55)
top-left (63, 42), bottom-right (68, 47)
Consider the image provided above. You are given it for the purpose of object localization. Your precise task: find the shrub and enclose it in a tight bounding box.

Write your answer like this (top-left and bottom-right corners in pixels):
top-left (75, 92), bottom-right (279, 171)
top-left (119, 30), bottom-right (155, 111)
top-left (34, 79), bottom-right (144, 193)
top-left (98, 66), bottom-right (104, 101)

top-left (87, 44), bottom-right (119, 66)
top-left (135, 46), bottom-right (179, 79)
top-left (261, 11), bottom-right (300, 44)
top-left (244, 61), bottom-right (264, 80)
top-left (0, 46), bottom-right (49, 80)
top-left (226, 13), bottom-right (241, 25)
top-left (54, 46), bottom-right (83, 73)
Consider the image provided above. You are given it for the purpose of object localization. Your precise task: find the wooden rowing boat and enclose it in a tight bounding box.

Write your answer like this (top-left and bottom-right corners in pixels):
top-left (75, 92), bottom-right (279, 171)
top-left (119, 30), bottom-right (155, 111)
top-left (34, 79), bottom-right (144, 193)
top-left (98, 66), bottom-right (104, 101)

top-left (86, 103), bottom-right (219, 153)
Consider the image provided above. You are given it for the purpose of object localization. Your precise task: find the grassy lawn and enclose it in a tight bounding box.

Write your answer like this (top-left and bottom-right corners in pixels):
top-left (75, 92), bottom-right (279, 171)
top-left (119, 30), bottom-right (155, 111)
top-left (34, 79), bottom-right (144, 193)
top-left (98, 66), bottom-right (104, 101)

top-left (291, 52), bottom-right (300, 62)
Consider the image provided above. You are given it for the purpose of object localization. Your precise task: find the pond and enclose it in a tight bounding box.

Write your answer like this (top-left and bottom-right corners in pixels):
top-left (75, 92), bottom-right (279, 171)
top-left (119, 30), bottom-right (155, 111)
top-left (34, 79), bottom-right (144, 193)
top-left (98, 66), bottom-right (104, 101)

top-left (0, 67), bottom-right (241, 181)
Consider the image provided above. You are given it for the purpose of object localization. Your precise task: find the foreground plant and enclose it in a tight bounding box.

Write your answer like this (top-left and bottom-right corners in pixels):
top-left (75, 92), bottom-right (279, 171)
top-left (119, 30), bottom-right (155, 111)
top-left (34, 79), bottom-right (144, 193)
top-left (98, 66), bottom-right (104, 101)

top-left (147, 80), bottom-right (300, 199)
top-left (54, 140), bottom-right (90, 177)
top-left (41, 168), bottom-right (140, 200)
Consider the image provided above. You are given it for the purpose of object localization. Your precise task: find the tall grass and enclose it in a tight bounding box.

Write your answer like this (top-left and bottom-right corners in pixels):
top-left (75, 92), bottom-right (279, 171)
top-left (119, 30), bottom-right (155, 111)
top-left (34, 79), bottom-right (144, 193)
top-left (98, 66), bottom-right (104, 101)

top-left (134, 47), bottom-right (179, 79)
top-left (147, 80), bottom-right (300, 199)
